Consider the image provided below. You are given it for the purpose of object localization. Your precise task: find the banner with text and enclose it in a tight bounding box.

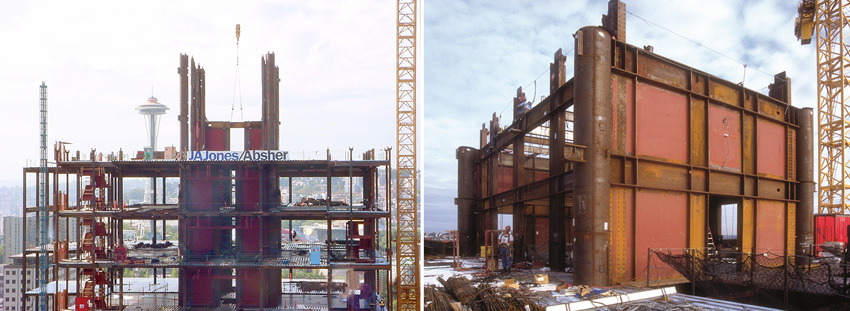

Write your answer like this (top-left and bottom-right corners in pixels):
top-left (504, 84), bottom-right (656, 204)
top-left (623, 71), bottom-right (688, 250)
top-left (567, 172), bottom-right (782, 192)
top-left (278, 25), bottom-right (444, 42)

top-left (187, 150), bottom-right (289, 161)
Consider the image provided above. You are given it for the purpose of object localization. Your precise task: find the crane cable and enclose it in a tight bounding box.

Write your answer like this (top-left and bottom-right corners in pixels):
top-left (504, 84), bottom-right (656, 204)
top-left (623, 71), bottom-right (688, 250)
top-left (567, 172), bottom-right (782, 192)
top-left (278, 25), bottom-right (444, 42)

top-left (232, 24), bottom-right (244, 121)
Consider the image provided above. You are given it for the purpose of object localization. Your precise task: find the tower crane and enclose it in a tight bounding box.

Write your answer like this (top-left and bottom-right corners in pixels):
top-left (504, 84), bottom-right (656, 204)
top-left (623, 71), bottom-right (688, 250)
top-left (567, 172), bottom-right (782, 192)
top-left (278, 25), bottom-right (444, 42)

top-left (796, 0), bottom-right (850, 214)
top-left (395, 0), bottom-right (420, 310)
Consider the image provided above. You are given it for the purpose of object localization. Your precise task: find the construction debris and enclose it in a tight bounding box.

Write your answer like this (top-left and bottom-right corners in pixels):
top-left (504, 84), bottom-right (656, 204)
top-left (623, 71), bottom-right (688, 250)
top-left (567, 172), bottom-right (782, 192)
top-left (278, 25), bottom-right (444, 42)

top-left (132, 241), bottom-right (174, 249)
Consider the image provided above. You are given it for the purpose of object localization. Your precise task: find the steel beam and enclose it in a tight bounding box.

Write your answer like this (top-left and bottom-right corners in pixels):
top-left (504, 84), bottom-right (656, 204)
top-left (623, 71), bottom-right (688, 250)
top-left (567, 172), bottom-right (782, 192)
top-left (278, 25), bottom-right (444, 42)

top-left (479, 81), bottom-right (577, 161)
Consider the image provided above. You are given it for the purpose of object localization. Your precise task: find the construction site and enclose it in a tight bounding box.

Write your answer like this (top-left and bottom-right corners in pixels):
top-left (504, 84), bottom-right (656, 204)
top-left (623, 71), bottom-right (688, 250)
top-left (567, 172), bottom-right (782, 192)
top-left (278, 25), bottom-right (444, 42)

top-left (22, 52), bottom-right (395, 310)
top-left (425, 0), bottom-right (850, 310)
top-left (15, 1), bottom-right (421, 311)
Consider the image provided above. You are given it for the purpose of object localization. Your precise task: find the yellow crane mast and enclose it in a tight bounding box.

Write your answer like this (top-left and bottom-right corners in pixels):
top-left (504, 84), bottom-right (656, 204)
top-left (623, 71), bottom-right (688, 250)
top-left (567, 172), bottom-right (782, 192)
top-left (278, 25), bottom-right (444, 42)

top-left (395, 0), bottom-right (420, 310)
top-left (796, 0), bottom-right (850, 214)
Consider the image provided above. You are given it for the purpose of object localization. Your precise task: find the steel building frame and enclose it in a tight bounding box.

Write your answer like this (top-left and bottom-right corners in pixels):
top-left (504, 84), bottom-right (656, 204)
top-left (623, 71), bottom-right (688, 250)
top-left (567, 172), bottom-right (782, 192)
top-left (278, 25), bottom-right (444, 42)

top-left (456, 1), bottom-right (814, 287)
top-left (22, 53), bottom-right (394, 311)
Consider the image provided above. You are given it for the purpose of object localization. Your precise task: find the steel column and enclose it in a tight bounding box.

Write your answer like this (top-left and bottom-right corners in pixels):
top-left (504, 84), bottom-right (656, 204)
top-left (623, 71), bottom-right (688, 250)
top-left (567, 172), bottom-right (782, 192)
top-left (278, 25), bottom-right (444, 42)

top-left (797, 107), bottom-right (815, 255)
top-left (179, 54), bottom-right (189, 154)
top-left (512, 134), bottom-right (526, 262)
top-left (548, 49), bottom-right (568, 272)
top-left (573, 26), bottom-right (613, 285)
top-left (456, 146), bottom-right (479, 257)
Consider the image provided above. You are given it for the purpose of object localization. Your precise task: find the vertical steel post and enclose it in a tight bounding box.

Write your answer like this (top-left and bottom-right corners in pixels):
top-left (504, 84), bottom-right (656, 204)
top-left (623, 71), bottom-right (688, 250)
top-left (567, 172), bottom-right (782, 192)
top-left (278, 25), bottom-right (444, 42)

top-left (456, 147), bottom-right (478, 257)
top-left (573, 26), bottom-right (613, 285)
top-left (797, 107), bottom-right (815, 258)
top-left (21, 170), bottom-right (27, 311)
top-left (179, 54), bottom-right (189, 155)
top-left (512, 113), bottom-right (526, 262)
top-left (548, 50), bottom-right (568, 272)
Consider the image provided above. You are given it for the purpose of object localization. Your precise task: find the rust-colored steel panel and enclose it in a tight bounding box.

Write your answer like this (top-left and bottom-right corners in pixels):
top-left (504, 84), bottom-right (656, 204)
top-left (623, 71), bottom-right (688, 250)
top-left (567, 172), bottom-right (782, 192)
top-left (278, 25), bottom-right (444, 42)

top-left (739, 199), bottom-right (755, 254)
top-left (190, 219), bottom-right (217, 253)
top-left (626, 80), bottom-right (634, 156)
top-left (612, 75), bottom-right (635, 154)
top-left (497, 166), bottom-right (512, 193)
top-left (624, 158), bottom-right (635, 184)
top-left (238, 269), bottom-right (262, 306)
top-left (249, 127), bottom-right (263, 149)
top-left (755, 200), bottom-right (786, 253)
top-left (689, 194), bottom-right (707, 249)
top-left (535, 171), bottom-right (548, 182)
top-left (757, 179), bottom-right (787, 200)
top-left (636, 55), bottom-right (688, 90)
top-left (708, 80), bottom-right (741, 107)
top-left (691, 98), bottom-right (707, 167)
top-left (744, 176), bottom-right (756, 197)
top-left (691, 169), bottom-right (707, 192)
top-left (241, 169), bottom-right (260, 211)
top-left (708, 171), bottom-right (741, 196)
top-left (610, 186), bottom-right (634, 283)
top-left (611, 157), bottom-right (625, 184)
top-left (756, 119), bottom-right (786, 178)
top-left (206, 127), bottom-right (228, 151)
top-left (480, 160), bottom-right (489, 197)
top-left (187, 268), bottom-right (215, 306)
top-left (758, 96), bottom-right (786, 122)
top-left (635, 82), bottom-right (688, 162)
top-left (190, 177), bottom-right (214, 211)
top-left (634, 189), bottom-right (687, 280)
top-left (691, 73), bottom-right (708, 97)
top-left (240, 217), bottom-right (261, 253)
top-left (787, 203), bottom-right (796, 255)
top-left (744, 89), bottom-right (757, 111)
top-left (534, 216), bottom-right (549, 248)
top-left (636, 161), bottom-right (689, 190)
top-left (742, 113), bottom-right (756, 175)
top-left (708, 104), bottom-right (741, 171)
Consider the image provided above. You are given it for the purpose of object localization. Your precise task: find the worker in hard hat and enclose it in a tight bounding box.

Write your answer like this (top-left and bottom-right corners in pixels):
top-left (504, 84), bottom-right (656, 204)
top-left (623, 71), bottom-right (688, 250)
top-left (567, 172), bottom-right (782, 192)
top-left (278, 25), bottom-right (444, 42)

top-left (499, 225), bottom-right (514, 272)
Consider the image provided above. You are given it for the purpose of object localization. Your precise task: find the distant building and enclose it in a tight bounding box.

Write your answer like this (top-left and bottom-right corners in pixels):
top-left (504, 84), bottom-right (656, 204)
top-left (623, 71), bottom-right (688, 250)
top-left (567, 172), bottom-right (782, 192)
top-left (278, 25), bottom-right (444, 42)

top-left (2, 218), bottom-right (35, 265)
top-left (0, 264), bottom-right (5, 310)
top-left (3, 217), bottom-right (77, 264)
top-left (4, 253), bottom-right (43, 311)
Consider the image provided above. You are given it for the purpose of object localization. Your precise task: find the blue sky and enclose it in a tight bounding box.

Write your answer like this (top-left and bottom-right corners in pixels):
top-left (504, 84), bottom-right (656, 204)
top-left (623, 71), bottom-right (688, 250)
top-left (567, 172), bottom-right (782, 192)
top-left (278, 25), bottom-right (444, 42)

top-left (0, 1), bottom-right (400, 187)
top-left (423, 0), bottom-right (814, 233)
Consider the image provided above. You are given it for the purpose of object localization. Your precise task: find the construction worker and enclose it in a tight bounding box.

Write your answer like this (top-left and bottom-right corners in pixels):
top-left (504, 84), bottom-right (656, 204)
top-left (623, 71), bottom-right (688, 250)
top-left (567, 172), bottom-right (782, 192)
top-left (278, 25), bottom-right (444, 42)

top-left (518, 94), bottom-right (531, 115)
top-left (377, 295), bottom-right (386, 311)
top-left (499, 225), bottom-right (514, 272)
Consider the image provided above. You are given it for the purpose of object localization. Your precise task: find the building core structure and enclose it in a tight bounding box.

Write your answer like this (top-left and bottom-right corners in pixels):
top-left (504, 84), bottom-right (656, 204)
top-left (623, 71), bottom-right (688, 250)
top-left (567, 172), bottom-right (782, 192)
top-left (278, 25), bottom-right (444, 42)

top-left (22, 53), bottom-right (393, 310)
top-left (457, 0), bottom-right (815, 291)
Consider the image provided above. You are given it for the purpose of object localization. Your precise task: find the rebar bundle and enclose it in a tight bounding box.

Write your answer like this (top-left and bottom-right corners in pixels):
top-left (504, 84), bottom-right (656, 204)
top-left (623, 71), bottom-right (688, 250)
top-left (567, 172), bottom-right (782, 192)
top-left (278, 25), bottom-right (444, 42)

top-left (425, 286), bottom-right (455, 311)
top-left (502, 288), bottom-right (557, 311)
top-left (469, 284), bottom-right (509, 311)
top-left (439, 276), bottom-right (477, 304)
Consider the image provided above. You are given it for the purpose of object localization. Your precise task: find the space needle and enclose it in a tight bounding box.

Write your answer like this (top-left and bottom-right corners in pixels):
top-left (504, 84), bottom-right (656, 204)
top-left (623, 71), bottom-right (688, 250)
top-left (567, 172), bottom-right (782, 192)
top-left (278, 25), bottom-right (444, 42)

top-left (137, 96), bottom-right (168, 241)
top-left (136, 96), bottom-right (169, 155)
